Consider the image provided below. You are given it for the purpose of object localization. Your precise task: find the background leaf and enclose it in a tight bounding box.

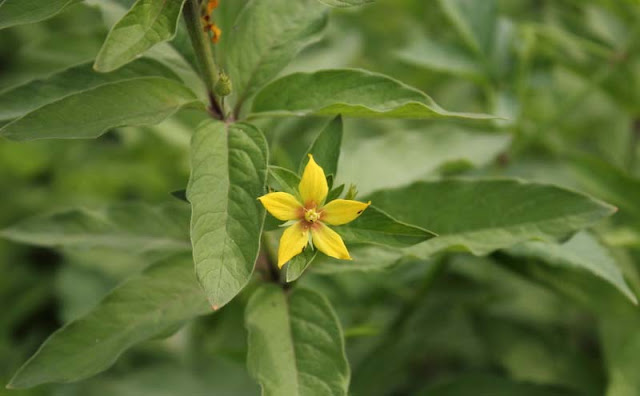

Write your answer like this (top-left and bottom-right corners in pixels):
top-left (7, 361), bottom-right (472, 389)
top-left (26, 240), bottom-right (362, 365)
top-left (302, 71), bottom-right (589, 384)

top-left (367, 179), bottom-right (616, 257)
top-left (187, 120), bottom-right (268, 309)
top-left (505, 232), bottom-right (637, 304)
top-left (7, 255), bottom-right (210, 389)
top-left (338, 125), bottom-right (511, 195)
top-left (0, 58), bottom-right (179, 123)
top-left (299, 116), bottom-right (343, 178)
top-left (0, 0), bottom-right (81, 29)
top-left (437, 0), bottom-right (497, 56)
top-left (245, 285), bottom-right (350, 396)
top-left (0, 202), bottom-right (191, 255)
top-left (94, 0), bottom-right (187, 72)
top-left (251, 69), bottom-right (495, 119)
top-left (0, 77), bottom-right (200, 140)
top-left (223, 0), bottom-right (328, 112)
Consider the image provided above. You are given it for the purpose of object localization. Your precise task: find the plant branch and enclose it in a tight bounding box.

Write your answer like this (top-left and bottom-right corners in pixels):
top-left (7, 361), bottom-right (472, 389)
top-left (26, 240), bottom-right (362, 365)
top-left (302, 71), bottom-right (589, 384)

top-left (183, 0), bottom-right (224, 119)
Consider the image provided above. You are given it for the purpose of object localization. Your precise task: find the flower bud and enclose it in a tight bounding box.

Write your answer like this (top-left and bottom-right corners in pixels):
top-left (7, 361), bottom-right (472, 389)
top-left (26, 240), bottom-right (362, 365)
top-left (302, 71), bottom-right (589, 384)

top-left (215, 72), bottom-right (232, 97)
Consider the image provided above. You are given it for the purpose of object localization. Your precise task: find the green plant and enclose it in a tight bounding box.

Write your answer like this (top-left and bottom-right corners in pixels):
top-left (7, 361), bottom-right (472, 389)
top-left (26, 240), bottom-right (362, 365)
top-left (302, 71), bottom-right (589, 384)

top-left (1, 0), bottom-right (640, 395)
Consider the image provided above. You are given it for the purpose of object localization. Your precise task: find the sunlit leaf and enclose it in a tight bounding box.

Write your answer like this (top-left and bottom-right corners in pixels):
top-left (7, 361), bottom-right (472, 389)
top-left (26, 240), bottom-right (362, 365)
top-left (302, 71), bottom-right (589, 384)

top-left (94, 0), bottom-right (187, 72)
top-left (251, 69), bottom-right (495, 119)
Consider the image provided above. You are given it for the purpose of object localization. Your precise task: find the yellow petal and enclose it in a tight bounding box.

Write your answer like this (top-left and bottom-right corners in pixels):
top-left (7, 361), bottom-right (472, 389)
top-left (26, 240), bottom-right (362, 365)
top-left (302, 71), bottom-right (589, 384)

top-left (278, 222), bottom-right (309, 268)
top-left (311, 223), bottom-right (352, 261)
top-left (299, 154), bottom-right (328, 207)
top-left (321, 199), bottom-right (371, 226)
top-left (258, 192), bottom-right (302, 221)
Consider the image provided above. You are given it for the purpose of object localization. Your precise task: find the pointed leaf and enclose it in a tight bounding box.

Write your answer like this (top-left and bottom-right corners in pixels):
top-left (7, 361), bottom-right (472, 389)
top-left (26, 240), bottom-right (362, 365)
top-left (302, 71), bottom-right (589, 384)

top-left (245, 285), bottom-right (350, 396)
top-left (0, 77), bottom-right (200, 141)
top-left (224, 0), bottom-right (328, 110)
top-left (506, 232), bottom-right (637, 304)
top-left (0, 58), bottom-right (179, 122)
top-left (0, 0), bottom-right (81, 29)
top-left (251, 69), bottom-right (495, 119)
top-left (367, 179), bottom-right (616, 257)
top-left (286, 248), bottom-right (317, 282)
top-left (396, 36), bottom-right (485, 81)
top-left (7, 255), bottom-right (210, 389)
top-left (0, 202), bottom-right (191, 254)
top-left (336, 206), bottom-right (436, 247)
top-left (299, 116), bottom-right (343, 178)
top-left (187, 120), bottom-right (268, 309)
top-left (94, 0), bottom-right (188, 72)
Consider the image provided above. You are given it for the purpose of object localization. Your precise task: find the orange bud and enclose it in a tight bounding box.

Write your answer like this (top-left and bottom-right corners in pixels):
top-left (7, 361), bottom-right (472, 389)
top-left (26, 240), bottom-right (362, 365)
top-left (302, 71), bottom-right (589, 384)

top-left (210, 23), bottom-right (221, 43)
top-left (207, 0), bottom-right (219, 15)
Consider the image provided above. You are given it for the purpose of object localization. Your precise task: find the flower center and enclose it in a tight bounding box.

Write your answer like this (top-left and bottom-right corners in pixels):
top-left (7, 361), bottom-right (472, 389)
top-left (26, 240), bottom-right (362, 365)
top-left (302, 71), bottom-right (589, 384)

top-left (304, 208), bottom-right (321, 223)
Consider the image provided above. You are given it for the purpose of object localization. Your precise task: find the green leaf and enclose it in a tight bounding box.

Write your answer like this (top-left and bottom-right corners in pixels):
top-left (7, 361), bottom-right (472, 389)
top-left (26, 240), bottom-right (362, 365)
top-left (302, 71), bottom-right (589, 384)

top-left (224, 0), bottom-right (328, 111)
top-left (299, 116), bottom-right (343, 178)
top-left (338, 126), bottom-right (511, 196)
top-left (7, 255), bottom-right (210, 389)
top-left (0, 202), bottom-right (191, 254)
top-left (251, 69), bottom-right (495, 119)
top-left (245, 285), bottom-right (350, 396)
top-left (94, 0), bottom-right (187, 72)
top-left (396, 36), bottom-right (485, 81)
top-left (286, 248), bottom-right (317, 282)
top-left (311, 245), bottom-right (403, 274)
top-left (0, 77), bottom-right (200, 141)
top-left (0, 58), bottom-right (179, 122)
top-left (187, 120), bottom-right (268, 309)
top-left (269, 165), bottom-right (301, 198)
top-left (568, 153), bottom-right (640, 221)
top-left (317, 0), bottom-right (374, 7)
top-left (437, 0), bottom-right (497, 56)
top-left (337, 206), bottom-right (437, 247)
top-left (367, 179), bottom-right (616, 257)
top-left (0, 0), bottom-right (81, 29)
top-left (506, 232), bottom-right (636, 304)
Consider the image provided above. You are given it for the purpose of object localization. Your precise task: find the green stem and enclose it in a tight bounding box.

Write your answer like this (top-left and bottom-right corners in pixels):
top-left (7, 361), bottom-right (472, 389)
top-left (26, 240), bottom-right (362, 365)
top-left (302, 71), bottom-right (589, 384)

top-left (183, 0), bottom-right (224, 119)
top-left (261, 233), bottom-right (283, 285)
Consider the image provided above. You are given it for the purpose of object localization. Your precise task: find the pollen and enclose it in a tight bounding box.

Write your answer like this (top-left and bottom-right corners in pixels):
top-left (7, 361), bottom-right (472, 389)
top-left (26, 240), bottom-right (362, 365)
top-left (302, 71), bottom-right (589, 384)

top-left (304, 208), bottom-right (320, 223)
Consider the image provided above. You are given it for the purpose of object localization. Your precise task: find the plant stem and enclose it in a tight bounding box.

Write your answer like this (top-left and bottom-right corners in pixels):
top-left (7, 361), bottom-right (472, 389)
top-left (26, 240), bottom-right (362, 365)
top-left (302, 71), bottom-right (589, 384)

top-left (183, 0), bottom-right (224, 119)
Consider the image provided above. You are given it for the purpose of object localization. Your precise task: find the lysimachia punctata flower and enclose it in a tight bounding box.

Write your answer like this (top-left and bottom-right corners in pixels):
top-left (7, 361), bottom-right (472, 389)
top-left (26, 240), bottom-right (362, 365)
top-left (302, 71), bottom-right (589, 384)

top-left (259, 155), bottom-right (371, 268)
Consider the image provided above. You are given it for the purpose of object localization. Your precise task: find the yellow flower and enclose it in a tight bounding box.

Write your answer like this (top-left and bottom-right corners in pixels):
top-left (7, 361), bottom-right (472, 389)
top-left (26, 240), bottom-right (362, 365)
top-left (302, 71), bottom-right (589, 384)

top-left (259, 155), bottom-right (371, 268)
